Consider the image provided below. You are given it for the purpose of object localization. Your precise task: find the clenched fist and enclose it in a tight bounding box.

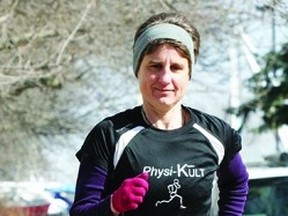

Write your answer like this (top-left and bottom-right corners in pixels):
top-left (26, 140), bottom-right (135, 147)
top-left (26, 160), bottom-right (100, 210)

top-left (111, 172), bottom-right (149, 213)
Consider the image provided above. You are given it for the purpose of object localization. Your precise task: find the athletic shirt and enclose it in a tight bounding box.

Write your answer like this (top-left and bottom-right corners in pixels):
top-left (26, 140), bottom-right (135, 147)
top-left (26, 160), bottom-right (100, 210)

top-left (76, 105), bottom-right (242, 216)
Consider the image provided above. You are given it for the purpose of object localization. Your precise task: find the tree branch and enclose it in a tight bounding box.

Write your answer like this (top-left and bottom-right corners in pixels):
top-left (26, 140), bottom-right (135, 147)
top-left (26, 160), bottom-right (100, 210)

top-left (56, 0), bottom-right (95, 65)
top-left (0, 30), bottom-right (58, 51)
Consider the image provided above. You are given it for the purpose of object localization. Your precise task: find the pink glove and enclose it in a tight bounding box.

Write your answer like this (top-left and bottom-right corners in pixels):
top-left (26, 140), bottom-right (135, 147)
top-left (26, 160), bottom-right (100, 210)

top-left (111, 172), bottom-right (149, 213)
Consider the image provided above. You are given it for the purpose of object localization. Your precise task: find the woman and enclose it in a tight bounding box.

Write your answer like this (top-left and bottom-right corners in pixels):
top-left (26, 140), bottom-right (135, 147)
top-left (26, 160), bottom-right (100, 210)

top-left (70, 12), bottom-right (249, 216)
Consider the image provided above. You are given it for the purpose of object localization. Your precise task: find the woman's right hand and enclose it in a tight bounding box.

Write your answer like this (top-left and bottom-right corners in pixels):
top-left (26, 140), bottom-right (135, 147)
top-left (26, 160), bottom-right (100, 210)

top-left (111, 172), bottom-right (149, 213)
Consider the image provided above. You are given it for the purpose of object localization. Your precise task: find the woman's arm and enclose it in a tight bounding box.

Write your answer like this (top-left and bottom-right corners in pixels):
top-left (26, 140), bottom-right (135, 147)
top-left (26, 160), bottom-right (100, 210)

top-left (217, 152), bottom-right (249, 216)
top-left (69, 157), bottom-right (114, 216)
top-left (69, 156), bottom-right (149, 216)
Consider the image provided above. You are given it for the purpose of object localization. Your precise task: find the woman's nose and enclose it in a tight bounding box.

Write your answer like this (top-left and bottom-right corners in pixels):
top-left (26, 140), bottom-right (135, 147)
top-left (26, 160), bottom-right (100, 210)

top-left (158, 66), bottom-right (172, 83)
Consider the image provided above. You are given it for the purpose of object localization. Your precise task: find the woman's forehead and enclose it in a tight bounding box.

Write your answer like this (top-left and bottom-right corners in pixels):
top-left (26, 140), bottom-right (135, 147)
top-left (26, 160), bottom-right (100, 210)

top-left (144, 44), bottom-right (189, 60)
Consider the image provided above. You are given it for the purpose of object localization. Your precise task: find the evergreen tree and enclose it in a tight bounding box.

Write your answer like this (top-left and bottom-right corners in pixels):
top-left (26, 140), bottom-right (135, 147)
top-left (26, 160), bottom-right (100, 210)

top-left (233, 43), bottom-right (288, 132)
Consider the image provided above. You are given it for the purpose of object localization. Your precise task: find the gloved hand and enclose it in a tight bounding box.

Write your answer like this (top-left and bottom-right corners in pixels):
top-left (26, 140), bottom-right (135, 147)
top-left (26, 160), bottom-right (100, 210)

top-left (111, 172), bottom-right (149, 213)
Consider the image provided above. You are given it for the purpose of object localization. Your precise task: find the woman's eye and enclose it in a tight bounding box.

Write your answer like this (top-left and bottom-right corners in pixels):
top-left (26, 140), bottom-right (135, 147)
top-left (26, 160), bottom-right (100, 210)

top-left (150, 64), bottom-right (162, 69)
top-left (171, 64), bottom-right (182, 71)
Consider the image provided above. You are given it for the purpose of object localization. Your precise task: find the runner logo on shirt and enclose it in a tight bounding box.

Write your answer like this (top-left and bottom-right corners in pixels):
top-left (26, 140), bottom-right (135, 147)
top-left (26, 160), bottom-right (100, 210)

top-left (143, 163), bottom-right (205, 179)
top-left (155, 178), bottom-right (186, 209)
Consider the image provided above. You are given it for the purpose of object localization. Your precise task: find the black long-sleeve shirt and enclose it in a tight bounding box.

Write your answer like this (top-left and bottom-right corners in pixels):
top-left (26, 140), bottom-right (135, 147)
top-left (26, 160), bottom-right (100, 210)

top-left (70, 106), bottom-right (249, 216)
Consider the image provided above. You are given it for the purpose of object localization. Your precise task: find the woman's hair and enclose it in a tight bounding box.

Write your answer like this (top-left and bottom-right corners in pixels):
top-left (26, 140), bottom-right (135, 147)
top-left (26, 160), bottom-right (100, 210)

top-left (133, 12), bottom-right (201, 77)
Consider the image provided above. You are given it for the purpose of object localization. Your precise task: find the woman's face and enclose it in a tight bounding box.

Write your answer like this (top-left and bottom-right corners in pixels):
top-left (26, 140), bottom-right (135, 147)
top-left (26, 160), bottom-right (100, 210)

top-left (138, 44), bottom-right (190, 111)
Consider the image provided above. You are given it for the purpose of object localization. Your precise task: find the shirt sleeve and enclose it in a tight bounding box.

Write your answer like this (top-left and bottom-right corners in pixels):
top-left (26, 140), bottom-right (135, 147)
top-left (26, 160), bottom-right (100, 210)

top-left (75, 120), bottom-right (114, 170)
top-left (217, 152), bottom-right (249, 216)
top-left (69, 156), bottom-right (114, 216)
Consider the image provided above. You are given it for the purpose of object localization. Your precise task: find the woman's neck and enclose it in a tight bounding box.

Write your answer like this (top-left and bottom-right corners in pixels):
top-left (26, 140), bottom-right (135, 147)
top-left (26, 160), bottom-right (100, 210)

top-left (141, 104), bottom-right (187, 130)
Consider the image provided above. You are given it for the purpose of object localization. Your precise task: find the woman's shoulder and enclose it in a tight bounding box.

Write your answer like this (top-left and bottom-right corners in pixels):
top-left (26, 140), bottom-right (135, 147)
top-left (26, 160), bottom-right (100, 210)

top-left (96, 106), bottom-right (143, 130)
top-left (188, 107), bottom-right (231, 129)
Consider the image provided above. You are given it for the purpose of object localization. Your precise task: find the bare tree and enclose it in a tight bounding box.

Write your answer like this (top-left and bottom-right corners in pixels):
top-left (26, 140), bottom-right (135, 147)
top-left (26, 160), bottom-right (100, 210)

top-left (0, 0), bottom-right (287, 181)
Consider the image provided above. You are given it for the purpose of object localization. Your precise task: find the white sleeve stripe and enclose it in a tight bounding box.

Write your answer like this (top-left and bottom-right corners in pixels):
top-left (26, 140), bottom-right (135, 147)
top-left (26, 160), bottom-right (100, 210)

top-left (193, 123), bottom-right (225, 165)
top-left (113, 126), bottom-right (144, 168)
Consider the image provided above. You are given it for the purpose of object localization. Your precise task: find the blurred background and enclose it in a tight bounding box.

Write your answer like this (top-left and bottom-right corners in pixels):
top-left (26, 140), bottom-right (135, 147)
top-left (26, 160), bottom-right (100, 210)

top-left (0, 0), bottom-right (287, 215)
